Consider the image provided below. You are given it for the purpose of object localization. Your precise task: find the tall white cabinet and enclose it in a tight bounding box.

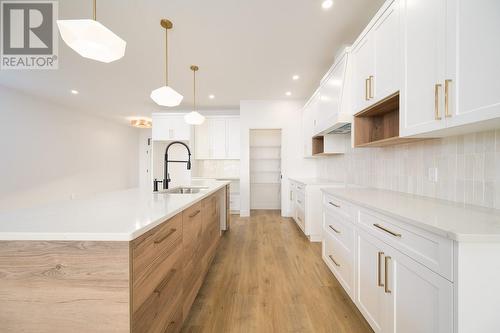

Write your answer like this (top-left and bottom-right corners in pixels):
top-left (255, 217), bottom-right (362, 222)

top-left (194, 116), bottom-right (240, 160)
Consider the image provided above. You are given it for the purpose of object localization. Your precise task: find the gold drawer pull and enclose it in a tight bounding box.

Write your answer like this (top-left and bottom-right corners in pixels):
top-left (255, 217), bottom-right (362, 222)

top-left (328, 255), bottom-right (340, 267)
top-left (189, 210), bottom-right (201, 218)
top-left (435, 83), bottom-right (442, 120)
top-left (154, 268), bottom-right (177, 295)
top-left (377, 251), bottom-right (384, 287)
top-left (445, 79), bottom-right (452, 118)
top-left (365, 78), bottom-right (370, 100)
top-left (373, 223), bottom-right (401, 238)
top-left (328, 201), bottom-right (340, 208)
top-left (154, 228), bottom-right (177, 244)
top-left (384, 256), bottom-right (391, 294)
top-left (368, 75), bottom-right (374, 99)
top-left (297, 200), bottom-right (302, 204)
top-left (329, 225), bottom-right (340, 234)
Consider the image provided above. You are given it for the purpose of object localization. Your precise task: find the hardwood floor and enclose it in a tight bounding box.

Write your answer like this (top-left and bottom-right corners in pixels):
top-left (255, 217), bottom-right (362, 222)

top-left (181, 210), bottom-right (373, 333)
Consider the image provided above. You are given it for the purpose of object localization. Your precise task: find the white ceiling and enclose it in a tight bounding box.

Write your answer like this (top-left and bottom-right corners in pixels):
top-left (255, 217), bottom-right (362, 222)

top-left (0, 0), bottom-right (384, 123)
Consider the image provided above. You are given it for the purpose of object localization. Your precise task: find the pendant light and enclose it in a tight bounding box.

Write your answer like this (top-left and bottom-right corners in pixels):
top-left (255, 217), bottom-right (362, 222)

top-left (150, 19), bottom-right (183, 107)
top-left (184, 65), bottom-right (206, 125)
top-left (57, 0), bottom-right (126, 63)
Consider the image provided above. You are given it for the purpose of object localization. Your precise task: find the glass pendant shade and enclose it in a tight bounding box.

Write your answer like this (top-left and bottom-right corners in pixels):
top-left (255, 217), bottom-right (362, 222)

top-left (184, 111), bottom-right (205, 125)
top-left (150, 86), bottom-right (183, 107)
top-left (57, 19), bottom-right (126, 63)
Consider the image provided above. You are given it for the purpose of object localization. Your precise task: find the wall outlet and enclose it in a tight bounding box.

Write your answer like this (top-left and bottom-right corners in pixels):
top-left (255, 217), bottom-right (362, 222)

top-left (428, 167), bottom-right (438, 183)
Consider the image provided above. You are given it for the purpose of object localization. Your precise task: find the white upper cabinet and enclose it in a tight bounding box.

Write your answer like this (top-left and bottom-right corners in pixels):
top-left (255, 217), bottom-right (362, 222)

top-left (302, 90), bottom-right (320, 158)
top-left (152, 113), bottom-right (191, 141)
top-left (401, 0), bottom-right (500, 137)
top-left (226, 118), bottom-right (240, 159)
top-left (372, 2), bottom-right (400, 102)
top-left (194, 120), bottom-right (210, 159)
top-left (444, 0), bottom-right (500, 129)
top-left (209, 119), bottom-right (227, 159)
top-left (399, 0), bottom-right (447, 136)
top-left (352, 0), bottom-right (400, 114)
top-left (352, 35), bottom-right (375, 113)
top-left (194, 116), bottom-right (240, 160)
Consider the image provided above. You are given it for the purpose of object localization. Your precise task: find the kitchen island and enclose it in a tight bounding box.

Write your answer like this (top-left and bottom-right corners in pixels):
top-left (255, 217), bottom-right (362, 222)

top-left (0, 181), bottom-right (230, 333)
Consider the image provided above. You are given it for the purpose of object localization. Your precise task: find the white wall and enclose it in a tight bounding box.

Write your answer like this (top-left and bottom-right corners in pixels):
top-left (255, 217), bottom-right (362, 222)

top-left (0, 86), bottom-right (139, 211)
top-left (239, 100), bottom-right (316, 217)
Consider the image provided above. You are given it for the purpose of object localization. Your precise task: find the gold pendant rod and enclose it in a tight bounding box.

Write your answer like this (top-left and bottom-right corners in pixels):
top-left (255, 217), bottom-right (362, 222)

top-left (191, 65), bottom-right (199, 111)
top-left (93, 0), bottom-right (96, 20)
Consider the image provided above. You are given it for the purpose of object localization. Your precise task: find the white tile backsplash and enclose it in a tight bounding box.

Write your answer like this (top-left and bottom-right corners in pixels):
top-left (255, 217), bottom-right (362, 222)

top-left (317, 129), bottom-right (500, 209)
top-left (192, 159), bottom-right (240, 179)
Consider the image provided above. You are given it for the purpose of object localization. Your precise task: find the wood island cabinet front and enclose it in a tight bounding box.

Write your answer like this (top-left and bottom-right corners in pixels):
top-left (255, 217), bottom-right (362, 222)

top-left (131, 189), bottom-right (222, 333)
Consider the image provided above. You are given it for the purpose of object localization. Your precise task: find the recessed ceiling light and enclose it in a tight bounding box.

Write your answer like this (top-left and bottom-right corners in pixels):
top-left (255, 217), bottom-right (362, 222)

top-left (292, 75), bottom-right (300, 81)
top-left (285, 91), bottom-right (292, 96)
top-left (322, 0), bottom-right (333, 9)
top-left (71, 89), bottom-right (79, 95)
top-left (209, 94), bottom-right (215, 99)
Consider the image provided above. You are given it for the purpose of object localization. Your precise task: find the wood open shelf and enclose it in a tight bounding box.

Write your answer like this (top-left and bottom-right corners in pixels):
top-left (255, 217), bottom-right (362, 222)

top-left (354, 92), bottom-right (420, 147)
top-left (312, 134), bottom-right (346, 156)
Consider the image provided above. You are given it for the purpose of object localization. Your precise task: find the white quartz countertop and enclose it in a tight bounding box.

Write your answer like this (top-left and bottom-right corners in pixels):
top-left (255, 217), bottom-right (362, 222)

top-left (289, 177), bottom-right (345, 186)
top-left (322, 187), bottom-right (500, 242)
top-left (0, 181), bottom-right (229, 241)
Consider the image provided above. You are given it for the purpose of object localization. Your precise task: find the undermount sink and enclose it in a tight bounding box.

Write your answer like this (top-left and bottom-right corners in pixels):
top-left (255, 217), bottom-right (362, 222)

top-left (165, 186), bottom-right (209, 194)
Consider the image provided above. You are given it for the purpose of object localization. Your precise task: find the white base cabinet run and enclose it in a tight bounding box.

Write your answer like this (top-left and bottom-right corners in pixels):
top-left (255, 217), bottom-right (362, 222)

top-left (289, 179), bottom-right (345, 242)
top-left (322, 190), bottom-right (500, 333)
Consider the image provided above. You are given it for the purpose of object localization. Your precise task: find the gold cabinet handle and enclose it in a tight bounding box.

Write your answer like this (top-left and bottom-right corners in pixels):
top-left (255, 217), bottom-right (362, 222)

top-left (377, 251), bottom-right (385, 287)
top-left (435, 83), bottom-right (442, 120)
top-left (365, 78), bottom-right (370, 101)
top-left (373, 223), bottom-right (402, 238)
top-left (445, 79), bottom-right (452, 118)
top-left (328, 254), bottom-right (340, 267)
top-left (329, 201), bottom-right (340, 208)
top-left (369, 75), bottom-right (374, 99)
top-left (290, 191), bottom-right (292, 201)
top-left (329, 225), bottom-right (340, 234)
top-left (297, 200), bottom-right (302, 204)
top-left (384, 256), bottom-right (391, 294)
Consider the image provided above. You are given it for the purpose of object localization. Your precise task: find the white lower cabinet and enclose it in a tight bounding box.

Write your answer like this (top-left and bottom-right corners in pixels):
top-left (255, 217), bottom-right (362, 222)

top-left (356, 229), bottom-right (387, 333)
top-left (356, 229), bottom-right (453, 333)
top-left (323, 193), bottom-right (453, 333)
top-left (386, 243), bottom-right (453, 333)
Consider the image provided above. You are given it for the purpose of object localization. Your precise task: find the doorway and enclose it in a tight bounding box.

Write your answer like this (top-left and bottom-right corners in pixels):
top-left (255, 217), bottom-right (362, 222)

top-left (249, 129), bottom-right (282, 212)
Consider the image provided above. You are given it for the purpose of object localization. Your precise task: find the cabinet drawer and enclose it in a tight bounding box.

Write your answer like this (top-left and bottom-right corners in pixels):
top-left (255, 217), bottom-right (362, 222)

top-left (132, 213), bottom-right (183, 285)
top-left (296, 192), bottom-right (306, 210)
top-left (323, 231), bottom-right (354, 297)
top-left (358, 209), bottom-right (453, 281)
top-left (323, 193), bottom-right (356, 222)
top-left (296, 206), bottom-right (305, 232)
top-left (132, 247), bottom-right (184, 333)
top-left (324, 210), bottom-right (355, 253)
top-left (183, 202), bottom-right (202, 244)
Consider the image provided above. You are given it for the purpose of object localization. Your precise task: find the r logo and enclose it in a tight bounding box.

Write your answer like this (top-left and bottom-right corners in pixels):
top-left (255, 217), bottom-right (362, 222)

top-left (2, 2), bottom-right (53, 54)
top-left (0, 1), bottom-right (58, 69)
